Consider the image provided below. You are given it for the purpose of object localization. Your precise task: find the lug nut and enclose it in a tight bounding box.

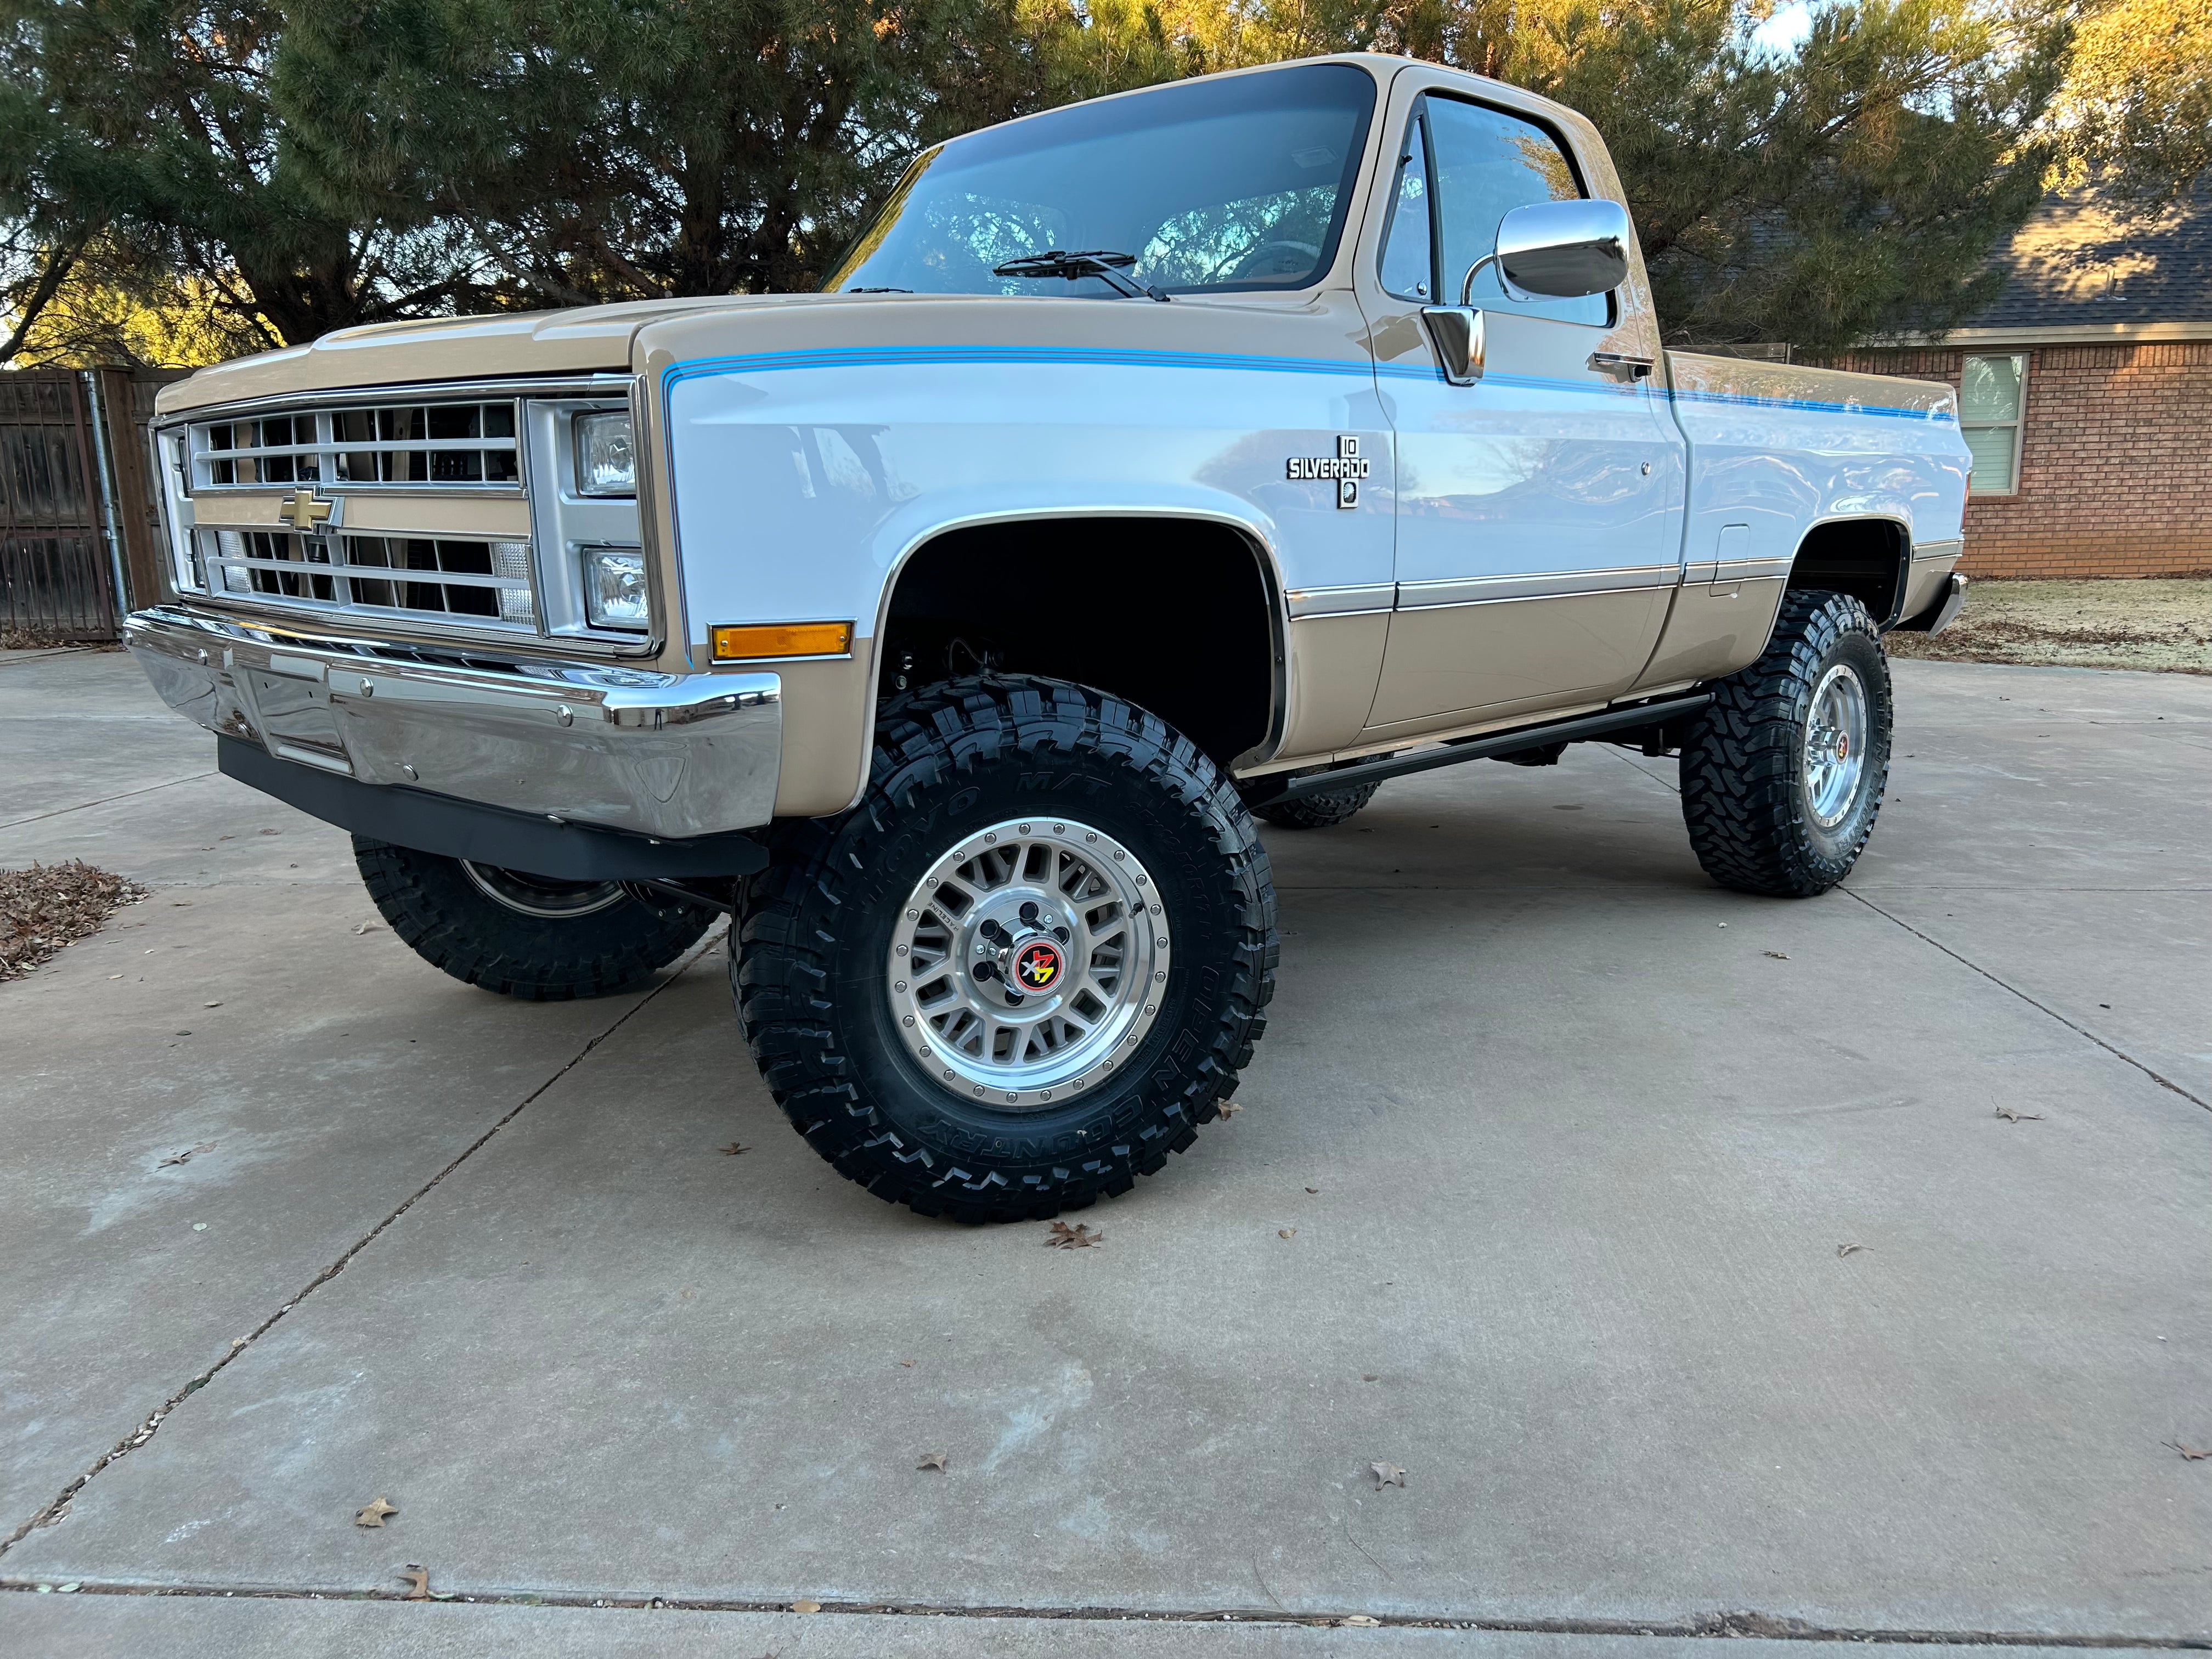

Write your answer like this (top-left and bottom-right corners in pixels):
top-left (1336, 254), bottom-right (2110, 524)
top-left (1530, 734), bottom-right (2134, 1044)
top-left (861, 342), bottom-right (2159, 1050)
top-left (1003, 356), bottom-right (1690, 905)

top-left (974, 961), bottom-right (996, 981)
top-left (1018, 901), bottom-right (1040, 924)
top-left (1054, 926), bottom-right (1070, 943)
top-left (1005, 991), bottom-right (1024, 1006)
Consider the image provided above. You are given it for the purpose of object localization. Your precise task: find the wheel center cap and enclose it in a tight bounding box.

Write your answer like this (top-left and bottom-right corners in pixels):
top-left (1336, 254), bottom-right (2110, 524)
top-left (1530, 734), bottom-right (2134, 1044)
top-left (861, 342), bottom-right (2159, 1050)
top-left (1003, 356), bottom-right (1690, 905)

top-left (1009, 936), bottom-right (1066, 993)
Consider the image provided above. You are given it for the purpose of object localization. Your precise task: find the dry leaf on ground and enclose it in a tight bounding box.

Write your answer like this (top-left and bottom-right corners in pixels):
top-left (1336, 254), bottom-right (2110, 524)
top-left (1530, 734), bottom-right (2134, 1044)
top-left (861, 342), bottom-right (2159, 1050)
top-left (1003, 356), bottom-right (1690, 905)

top-left (1218, 1101), bottom-right (1242, 1117)
top-left (157, 1143), bottom-right (213, 1168)
top-left (1279, 1228), bottom-right (1296, 1239)
top-left (351, 921), bottom-right (381, 935)
top-left (1763, 951), bottom-right (1789, 960)
top-left (1305, 1186), bottom-right (1320, 1194)
top-left (1, 861), bottom-right (147, 981)
top-left (1344, 1615), bottom-right (1382, 1627)
top-left (1045, 1221), bottom-right (1102, 1249)
top-left (916, 1452), bottom-right (947, 1471)
top-left (397, 1566), bottom-right (428, 1599)
top-left (2165, 1441), bottom-right (2211, 1461)
top-left (1369, 1461), bottom-right (1406, 1490)
top-left (1837, 1243), bottom-right (1866, 1257)
top-left (719, 1142), bottom-right (750, 1155)
top-left (1995, 1107), bottom-right (2044, 1122)
top-left (353, 1496), bottom-right (398, 1527)
top-left (792, 1599), bottom-right (822, 1613)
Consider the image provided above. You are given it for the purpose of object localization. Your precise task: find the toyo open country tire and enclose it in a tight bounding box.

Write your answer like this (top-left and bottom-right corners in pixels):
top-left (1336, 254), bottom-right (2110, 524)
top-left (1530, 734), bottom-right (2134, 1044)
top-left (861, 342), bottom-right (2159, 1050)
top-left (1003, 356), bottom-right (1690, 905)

top-left (1678, 589), bottom-right (1893, 898)
top-left (1251, 780), bottom-right (1380, 830)
top-left (735, 675), bottom-right (1278, 1223)
top-left (356, 838), bottom-right (715, 1000)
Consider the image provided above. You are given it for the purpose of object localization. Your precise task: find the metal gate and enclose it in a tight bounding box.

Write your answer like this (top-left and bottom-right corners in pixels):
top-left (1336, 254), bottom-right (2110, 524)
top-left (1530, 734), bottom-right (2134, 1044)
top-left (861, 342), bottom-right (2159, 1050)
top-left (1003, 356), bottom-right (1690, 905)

top-left (0, 371), bottom-right (122, 642)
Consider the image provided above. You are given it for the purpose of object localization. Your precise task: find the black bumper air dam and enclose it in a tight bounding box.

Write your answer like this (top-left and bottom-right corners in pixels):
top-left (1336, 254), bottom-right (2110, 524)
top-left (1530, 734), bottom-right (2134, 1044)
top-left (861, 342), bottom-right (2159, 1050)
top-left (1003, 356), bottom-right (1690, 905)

top-left (218, 736), bottom-right (770, 882)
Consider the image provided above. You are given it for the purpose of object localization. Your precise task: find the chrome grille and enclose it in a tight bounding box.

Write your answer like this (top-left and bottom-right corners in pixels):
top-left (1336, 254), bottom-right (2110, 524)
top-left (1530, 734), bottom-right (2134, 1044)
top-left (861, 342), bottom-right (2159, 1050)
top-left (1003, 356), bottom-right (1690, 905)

top-left (201, 529), bottom-right (536, 628)
top-left (190, 399), bottom-right (521, 490)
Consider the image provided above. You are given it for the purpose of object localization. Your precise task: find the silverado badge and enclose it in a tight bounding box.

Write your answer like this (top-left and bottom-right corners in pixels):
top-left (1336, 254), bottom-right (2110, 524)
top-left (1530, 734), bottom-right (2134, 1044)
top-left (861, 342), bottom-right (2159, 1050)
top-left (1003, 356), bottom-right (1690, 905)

top-left (1286, 435), bottom-right (1369, 507)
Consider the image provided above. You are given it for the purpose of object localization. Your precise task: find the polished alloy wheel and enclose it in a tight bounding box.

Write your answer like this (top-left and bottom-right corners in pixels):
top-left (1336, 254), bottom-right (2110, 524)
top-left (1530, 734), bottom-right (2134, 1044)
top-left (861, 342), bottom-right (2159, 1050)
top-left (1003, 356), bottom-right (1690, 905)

top-left (460, 860), bottom-right (628, 919)
top-left (1802, 662), bottom-right (1869, 828)
top-left (887, 816), bottom-right (1171, 1110)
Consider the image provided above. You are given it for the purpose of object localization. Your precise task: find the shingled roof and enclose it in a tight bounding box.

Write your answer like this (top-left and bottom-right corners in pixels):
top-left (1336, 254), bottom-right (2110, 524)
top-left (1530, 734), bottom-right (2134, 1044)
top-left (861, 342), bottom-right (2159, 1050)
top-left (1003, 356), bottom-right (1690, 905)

top-left (1968, 183), bottom-right (2212, 330)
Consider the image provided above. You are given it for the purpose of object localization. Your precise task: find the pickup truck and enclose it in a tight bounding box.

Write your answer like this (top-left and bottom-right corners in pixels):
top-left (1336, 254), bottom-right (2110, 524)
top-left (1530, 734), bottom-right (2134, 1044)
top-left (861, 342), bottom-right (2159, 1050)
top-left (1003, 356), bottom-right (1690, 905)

top-left (125, 53), bottom-right (1971, 1222)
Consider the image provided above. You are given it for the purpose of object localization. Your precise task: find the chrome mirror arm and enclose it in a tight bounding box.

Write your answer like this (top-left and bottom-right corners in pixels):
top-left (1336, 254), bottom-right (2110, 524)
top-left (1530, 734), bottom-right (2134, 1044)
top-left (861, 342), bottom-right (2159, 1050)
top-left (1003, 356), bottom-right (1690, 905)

top-left (1457, 253), bottom-right (1499, 308)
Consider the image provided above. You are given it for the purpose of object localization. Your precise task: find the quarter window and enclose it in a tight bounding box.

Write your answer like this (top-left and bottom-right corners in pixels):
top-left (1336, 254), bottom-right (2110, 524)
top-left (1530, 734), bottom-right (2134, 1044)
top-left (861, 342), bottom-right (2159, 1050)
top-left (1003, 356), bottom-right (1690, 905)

top-left (1961, 353), bottom-right (2027, 494)
top-left (1380, 95), bottom-right (1607, 327)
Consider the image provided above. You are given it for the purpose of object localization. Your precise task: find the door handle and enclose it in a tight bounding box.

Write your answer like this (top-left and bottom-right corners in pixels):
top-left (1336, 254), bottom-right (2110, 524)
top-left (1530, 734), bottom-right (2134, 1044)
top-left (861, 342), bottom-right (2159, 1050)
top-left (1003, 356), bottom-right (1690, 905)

top-left (1588, 352), bottom-right (1655, 383)
top-left (1420, 307), bottom-right (1486, 386)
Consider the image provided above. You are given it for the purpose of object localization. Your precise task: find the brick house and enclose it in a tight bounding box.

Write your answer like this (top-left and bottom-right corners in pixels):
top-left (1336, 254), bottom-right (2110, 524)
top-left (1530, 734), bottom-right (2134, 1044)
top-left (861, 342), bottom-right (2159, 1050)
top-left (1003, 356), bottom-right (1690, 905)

top-left (1823, 187), bottom-right (2212, 579)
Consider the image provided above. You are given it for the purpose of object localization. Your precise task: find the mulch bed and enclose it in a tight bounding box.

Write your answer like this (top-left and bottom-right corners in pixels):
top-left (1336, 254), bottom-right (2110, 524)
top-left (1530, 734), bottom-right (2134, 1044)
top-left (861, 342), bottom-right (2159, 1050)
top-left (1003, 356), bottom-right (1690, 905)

top-left (1, 861), bottom-right (149, 981)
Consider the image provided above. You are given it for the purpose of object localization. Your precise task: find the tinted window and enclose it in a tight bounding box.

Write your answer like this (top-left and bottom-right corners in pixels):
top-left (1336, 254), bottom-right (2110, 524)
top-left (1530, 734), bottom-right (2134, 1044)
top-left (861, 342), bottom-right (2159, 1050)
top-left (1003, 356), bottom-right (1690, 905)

top-left (1383, 95), bottom-right (1607, 327)
top-left (827, 65), bottom-right (1378, 299)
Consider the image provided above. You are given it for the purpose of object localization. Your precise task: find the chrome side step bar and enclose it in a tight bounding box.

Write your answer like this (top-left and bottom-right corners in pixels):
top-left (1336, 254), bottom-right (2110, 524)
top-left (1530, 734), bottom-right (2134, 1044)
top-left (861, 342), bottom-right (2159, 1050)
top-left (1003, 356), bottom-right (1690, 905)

top-left (1249, 693), bottom-right (1714, 808)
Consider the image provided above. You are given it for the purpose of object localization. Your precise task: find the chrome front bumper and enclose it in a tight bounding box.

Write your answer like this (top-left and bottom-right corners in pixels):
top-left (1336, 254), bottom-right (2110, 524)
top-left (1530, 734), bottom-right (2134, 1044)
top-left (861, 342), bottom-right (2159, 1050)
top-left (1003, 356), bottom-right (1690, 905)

top-left (125, 606), bottom-right (781, 840)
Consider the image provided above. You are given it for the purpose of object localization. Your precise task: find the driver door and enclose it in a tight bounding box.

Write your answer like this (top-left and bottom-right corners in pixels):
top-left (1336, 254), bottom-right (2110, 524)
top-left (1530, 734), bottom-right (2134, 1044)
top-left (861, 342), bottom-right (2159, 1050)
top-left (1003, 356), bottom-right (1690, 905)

top-left (1362, 89), bottom-right (1685, 737)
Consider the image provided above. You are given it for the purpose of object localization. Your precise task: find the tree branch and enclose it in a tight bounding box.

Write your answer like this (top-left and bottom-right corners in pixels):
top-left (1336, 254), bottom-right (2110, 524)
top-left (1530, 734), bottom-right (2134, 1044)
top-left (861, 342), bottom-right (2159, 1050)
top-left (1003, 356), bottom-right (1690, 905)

top-left (0, 234), bottom-right (91, 365)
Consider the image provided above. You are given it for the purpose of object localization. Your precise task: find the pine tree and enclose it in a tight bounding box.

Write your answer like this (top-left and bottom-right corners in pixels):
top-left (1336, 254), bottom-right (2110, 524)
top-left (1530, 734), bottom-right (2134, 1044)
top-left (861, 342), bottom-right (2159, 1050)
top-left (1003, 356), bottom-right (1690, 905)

top-left (277, 0), bottom-right (1046, 303)
top-left (0, 0), bottom-right (475, 356)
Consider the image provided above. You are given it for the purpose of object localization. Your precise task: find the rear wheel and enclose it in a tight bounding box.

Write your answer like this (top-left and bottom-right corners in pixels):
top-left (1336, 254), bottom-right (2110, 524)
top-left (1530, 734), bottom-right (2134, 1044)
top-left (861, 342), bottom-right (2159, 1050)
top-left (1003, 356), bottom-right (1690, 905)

top-left (1678, 589), bottom-right (1892, 897)
top-left (1250, 780), bottom-right (1379, 830)
top-left (355, 838), bottom-right (714, 1000)
top-left (735, 675), bottom-right (1277, 1222)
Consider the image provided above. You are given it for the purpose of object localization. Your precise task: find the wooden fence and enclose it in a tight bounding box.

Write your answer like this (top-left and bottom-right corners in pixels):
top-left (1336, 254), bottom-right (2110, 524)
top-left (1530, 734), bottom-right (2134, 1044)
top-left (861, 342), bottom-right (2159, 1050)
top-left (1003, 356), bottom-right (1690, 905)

top-left (0, 369), bottom-right (185, 643)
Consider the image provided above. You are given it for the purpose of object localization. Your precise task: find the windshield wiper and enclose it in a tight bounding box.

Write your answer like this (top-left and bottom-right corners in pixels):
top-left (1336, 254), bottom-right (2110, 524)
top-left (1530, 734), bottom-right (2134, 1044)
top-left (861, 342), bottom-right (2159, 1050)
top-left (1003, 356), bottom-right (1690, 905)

top-left (992, 250), bottom-right (1171, 302)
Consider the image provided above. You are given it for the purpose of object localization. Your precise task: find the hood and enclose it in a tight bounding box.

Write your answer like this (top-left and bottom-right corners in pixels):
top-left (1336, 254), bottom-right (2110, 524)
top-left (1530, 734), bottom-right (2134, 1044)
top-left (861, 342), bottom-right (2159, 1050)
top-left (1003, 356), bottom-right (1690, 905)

top-left (153, 292), bottom-right (838, 416)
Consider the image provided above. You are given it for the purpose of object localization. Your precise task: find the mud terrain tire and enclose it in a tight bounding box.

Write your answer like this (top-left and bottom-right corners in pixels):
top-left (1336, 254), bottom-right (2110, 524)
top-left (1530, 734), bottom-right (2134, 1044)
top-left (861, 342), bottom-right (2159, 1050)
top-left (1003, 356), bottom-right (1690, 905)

top-left (1678, 589), bottom-right (1892, 898)
top-left (735, 675), bottom-right (1278, 1222)
top-left (1251, 781), bottom-right (1380, 830)
top-left (355, 838), bottom-right (714, 1000)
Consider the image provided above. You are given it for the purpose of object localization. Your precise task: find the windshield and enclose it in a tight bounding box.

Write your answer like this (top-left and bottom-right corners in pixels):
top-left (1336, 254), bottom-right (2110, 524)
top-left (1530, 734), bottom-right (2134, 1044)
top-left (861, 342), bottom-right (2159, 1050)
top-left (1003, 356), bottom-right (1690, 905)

top-left (825, 64), bottom-right (1378, 300)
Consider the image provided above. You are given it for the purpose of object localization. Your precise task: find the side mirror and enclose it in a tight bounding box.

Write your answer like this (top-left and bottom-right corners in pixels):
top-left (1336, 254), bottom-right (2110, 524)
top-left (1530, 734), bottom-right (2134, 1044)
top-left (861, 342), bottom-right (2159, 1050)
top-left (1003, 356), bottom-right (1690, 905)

top-left (1486, 198), bottom-right (1632, 302)
top-left (1420, 198), bottom-right (1633, 385)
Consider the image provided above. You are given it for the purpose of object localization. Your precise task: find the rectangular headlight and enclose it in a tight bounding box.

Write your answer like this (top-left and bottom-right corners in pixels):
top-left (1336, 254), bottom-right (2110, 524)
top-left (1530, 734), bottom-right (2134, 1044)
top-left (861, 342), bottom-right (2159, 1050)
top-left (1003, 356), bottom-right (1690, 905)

top-left (581, 546), bottom-right (649, 631)
top-left (573, 410), bottom-right (635, 496)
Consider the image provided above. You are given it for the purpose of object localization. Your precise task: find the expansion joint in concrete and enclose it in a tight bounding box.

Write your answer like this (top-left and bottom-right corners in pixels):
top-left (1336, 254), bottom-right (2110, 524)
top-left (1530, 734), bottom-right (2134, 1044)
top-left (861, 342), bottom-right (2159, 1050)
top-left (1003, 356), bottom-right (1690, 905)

top-left (0, 936), bottom-right (721, 1559)
top-left (0, 1580), bottom-right (2205, 1648)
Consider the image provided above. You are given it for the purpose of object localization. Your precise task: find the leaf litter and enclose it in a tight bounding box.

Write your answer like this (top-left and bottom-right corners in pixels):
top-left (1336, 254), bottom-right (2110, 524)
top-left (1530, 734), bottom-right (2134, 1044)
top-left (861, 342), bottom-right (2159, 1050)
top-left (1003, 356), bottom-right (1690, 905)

top-left (157, 1143), bottom-right (213, 1168)
top-left (1995, 1107), bottom-right (2044, 1122)
top-left (916, 1452), bottom-right (947, 1471)
top-left (354, 1496), bottom-right (398, 1527)
top-left (1369, 1461), bottom-right (1406, 1490)
top-left (1045, 1221), bottom-right (1102, 1249)
top-left (1, 861), bottom-right (148, 981)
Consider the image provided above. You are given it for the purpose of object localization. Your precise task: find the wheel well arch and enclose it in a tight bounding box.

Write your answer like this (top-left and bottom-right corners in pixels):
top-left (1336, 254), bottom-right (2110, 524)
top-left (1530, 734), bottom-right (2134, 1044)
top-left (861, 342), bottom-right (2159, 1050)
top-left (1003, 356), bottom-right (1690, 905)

top-left (876, 514), bottom-right (1285, 769)
top-left (1785, 517), bottom-right (1912, 628)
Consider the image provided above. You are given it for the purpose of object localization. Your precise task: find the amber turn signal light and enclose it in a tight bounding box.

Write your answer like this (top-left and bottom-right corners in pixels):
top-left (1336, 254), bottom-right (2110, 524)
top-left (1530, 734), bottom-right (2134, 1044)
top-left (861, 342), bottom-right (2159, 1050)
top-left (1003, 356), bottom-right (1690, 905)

top-left (710, 621), bottom-right (854, 662)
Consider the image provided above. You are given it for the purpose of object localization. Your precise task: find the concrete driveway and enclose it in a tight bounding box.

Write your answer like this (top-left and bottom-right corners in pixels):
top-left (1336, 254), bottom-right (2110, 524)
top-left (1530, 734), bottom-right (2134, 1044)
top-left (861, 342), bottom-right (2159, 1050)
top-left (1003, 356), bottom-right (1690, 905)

top-left (2, 646), bottom-right (2206, 1658)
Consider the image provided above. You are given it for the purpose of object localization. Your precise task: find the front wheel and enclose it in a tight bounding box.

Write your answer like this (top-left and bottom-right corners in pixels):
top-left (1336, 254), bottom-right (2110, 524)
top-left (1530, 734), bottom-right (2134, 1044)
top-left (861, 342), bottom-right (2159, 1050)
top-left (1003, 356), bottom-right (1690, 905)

top-left (735, 675), bottom-right (1278, 1222)
top-left (1678, 589), bottom-right (1892, 897)
top-left (355, 839), bottom-right (715, 999)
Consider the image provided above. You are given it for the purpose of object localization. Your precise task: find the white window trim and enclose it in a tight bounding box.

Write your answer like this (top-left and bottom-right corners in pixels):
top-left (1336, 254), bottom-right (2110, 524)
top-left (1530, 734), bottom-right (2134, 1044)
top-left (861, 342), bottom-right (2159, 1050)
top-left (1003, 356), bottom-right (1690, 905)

top-left (1962, 352), bottom-right (2028, 497)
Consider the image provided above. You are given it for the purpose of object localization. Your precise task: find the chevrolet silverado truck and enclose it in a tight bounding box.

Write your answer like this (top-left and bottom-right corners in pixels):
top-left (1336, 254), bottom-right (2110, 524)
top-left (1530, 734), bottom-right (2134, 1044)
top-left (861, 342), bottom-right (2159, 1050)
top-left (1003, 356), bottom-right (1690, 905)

top-left (126, 53), bottom-right (1970, 1221)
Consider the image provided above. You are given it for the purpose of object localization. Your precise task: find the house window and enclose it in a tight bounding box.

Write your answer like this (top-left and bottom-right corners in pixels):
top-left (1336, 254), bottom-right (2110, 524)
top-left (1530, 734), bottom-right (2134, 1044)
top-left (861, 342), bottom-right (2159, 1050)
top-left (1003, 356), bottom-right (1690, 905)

top-left (1961, 353), bottom-right (2027, 494)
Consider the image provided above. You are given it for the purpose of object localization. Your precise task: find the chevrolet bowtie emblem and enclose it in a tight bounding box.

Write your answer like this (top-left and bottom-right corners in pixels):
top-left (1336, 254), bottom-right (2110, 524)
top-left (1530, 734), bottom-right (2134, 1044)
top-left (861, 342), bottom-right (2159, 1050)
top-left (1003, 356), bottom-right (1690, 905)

top-left (279, 489), bottom-right (334, 532)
